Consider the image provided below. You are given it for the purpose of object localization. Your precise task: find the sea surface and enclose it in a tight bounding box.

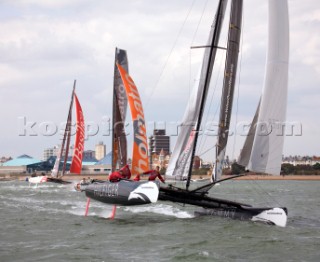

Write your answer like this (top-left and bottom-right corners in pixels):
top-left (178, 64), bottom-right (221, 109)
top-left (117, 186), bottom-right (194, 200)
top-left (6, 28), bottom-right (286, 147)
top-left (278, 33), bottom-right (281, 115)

top-left (0, 179), bottom-right (319, 262)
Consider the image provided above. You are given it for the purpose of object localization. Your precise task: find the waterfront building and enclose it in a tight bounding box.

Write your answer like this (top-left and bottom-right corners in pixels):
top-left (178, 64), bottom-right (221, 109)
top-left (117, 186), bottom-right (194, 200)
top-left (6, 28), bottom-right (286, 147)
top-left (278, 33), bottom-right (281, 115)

top-left (83, 150), bottom-right (96, 159)
top-left (149, 129), bottom-right (170, 167)
top-left (95, 142), bottom-right (106, 160)
top-left (193, 155), bottom-right (201, 170)
top-left (282, 155), bottom-right (320, 166)
top-left (0, 154), bottom-right (42, 174)
top-left (150, 149), bottom-right (170, 170)
top-left (43, 146), bottom-right (59, 161)
top-left (0, 156), bottom-right (12, 164)
top-left (43, 145), bottom-right (75, 161)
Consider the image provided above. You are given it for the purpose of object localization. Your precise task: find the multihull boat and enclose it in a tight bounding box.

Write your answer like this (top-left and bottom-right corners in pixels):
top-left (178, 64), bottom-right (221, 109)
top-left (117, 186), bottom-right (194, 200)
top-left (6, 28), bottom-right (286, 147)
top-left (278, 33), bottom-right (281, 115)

top-left (160, 0), bottom-right (289, 227)
top-left (28, 81), bottom-right (85, 186)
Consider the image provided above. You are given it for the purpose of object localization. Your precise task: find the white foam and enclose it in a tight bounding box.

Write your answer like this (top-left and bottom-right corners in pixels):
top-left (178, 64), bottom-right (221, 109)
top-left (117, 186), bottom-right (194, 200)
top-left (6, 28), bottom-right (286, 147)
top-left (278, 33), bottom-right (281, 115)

top-left (125, 204), bottom-right (194, 219)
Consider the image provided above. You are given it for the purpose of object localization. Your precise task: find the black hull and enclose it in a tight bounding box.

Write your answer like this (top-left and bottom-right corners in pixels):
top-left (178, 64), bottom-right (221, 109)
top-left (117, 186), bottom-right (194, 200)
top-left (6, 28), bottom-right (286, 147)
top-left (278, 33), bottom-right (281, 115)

top-left (47, 177), bottom-right (72, 184)
top-left (85, 180), bottom-right (160, 206)
top-left (194, 206), bottom-right (287, 225)
top-left (159, 185), bottom-right (288, 226)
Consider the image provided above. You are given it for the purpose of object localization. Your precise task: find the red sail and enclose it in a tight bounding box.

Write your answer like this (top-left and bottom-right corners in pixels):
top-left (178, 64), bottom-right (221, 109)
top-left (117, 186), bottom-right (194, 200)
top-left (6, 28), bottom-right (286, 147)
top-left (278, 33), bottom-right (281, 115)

top-left (70, 93), bottom-right (85, 174)
top-left (116, 64), bottom-right (149, 175)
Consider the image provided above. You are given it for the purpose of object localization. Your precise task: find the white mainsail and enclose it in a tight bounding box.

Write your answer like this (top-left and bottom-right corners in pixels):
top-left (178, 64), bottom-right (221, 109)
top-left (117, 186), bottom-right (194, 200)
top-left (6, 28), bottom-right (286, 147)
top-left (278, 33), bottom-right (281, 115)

top-left (51, 152), bottom-right (60, 178)
top-left (239, 0), bottom-right (289, 175)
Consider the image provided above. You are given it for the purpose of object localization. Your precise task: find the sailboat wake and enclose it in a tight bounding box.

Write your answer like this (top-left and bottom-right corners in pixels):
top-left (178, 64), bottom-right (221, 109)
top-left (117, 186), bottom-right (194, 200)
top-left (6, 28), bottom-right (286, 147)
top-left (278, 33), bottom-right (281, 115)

top-left (124, 204), bottom-right (194, 219)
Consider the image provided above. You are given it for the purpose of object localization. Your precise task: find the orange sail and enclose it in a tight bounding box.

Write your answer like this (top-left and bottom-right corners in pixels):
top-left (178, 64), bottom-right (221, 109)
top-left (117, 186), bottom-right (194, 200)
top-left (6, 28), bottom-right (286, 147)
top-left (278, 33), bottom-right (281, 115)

top-left (116, 63), bottom-right (149, 175)
top-left (70, 93), bottom-right (85, 174)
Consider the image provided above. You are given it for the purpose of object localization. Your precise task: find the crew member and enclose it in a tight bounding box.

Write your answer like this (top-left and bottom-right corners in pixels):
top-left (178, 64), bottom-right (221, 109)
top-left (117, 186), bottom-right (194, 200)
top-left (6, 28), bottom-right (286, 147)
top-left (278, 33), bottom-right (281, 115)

top-left (143, 166), bottom-right (165, 183)
top-left (109, 164), bottom-right (131, 182)
top-left (133, 174), bottom-right (140, 181)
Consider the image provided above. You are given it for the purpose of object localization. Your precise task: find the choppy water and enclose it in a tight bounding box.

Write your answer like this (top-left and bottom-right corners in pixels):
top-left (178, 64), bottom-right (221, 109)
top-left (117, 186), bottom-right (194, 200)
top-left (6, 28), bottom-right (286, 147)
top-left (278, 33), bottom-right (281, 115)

top-left (0, 179), bottom-right (319, 262)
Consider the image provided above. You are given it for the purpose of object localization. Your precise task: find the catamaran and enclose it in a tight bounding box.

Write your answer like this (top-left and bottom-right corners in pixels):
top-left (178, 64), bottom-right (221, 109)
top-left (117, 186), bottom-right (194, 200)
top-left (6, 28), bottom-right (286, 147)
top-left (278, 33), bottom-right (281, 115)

top-left (158, 0), bottom-right (289, 227)
top-left (28, 81), bottom-right (85, 185)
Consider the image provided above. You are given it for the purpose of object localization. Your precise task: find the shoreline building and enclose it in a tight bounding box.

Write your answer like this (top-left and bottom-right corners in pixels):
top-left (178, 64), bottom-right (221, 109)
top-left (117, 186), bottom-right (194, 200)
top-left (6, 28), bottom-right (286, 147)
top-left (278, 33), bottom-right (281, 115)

top-left (150, 149), bottom-right (170, 170)
top-left (43, 146), bottom-right (59, 161)
top-left (83, 150), bottom-right (95, 159)
top-left (95, 142), bottom-right (106, 161)
top-left (148, 129), bottom-right (170, 168)
top-left (42, 145), bottom-right (75, 161)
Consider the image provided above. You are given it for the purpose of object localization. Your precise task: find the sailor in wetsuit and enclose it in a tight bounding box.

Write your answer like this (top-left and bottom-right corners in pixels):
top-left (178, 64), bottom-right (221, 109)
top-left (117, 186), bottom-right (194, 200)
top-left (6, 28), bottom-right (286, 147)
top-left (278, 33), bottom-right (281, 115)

top-left (133, 166), bottom-right (165, 183)
top-left (109, 164), bottom-right (131, 182)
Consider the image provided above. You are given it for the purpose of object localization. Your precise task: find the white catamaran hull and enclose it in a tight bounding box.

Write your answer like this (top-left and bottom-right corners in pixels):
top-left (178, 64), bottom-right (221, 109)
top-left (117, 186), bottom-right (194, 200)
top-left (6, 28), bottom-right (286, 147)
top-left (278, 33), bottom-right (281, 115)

top-left (28, 176), bottom-right (48, 184)
top-left (195, 206), bottom-right (287, 227)
top-left (251, 207), bottom-right (287, 227)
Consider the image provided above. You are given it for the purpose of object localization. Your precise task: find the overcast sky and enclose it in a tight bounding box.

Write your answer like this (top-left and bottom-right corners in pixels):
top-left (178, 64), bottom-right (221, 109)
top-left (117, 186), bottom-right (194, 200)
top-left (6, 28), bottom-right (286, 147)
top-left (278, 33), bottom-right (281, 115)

top-left (0, 0), bottom-right (319, 161)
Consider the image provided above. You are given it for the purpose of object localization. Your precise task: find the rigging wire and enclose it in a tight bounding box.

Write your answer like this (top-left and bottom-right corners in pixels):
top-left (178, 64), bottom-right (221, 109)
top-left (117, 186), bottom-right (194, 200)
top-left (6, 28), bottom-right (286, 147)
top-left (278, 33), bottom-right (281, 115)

top-left (143, 0), bottom-right (196, 110)
top-left (195, 1), bottom-right (233, 162)
top-left (196, 52), bottom-right (223, 158)
top-left (249, 178), bottom-right (282, 206)
top-left (126, 0), bottom-right (197, 170)
top-left (188, 0), bottom-right (210, 114)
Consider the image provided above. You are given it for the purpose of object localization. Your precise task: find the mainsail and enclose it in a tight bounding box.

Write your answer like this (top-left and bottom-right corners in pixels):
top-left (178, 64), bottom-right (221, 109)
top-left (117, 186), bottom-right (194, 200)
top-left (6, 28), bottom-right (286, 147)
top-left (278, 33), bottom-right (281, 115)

top-left (214, 0), bottom-right (243, 181)
top-left (237, 100), bottom-right (260, 167)
top-left (70, 94), bottom-right (85, 174)
top-left (238, 0), bottom-right (289, 175)
top-left (112, 48), bottom-right (128, 171)
top-left (116, 64), bottom-right (149, 175)
top-left (166, 0), bottom-right (228, 185)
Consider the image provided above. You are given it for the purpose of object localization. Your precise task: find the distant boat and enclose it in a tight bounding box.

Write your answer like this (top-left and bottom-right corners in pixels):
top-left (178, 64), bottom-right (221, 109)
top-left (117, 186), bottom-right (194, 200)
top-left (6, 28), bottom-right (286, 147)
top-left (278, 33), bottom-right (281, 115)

top-left (159, 0), bottom-right (289, 227)
top-left (29, 81), bottom-right (85, 185)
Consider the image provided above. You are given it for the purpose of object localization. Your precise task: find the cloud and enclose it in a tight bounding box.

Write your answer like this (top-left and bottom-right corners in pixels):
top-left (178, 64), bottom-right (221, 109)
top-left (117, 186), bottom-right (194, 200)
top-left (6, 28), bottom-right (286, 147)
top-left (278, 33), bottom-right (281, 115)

top-left (0, 0), bottom-right (319, 160)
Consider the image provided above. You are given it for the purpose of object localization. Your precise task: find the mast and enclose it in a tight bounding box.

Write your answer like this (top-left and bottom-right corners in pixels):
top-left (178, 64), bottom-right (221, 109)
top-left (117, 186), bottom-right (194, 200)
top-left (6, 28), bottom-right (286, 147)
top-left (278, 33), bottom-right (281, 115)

top-left (214, 0), bottom-right (243, 181)
top-left (186, 0), bottom-right (228, 190)
top-left (60, 80), bottom-right (76, 177)
top-left (112, 48), bottom-right (128, 171)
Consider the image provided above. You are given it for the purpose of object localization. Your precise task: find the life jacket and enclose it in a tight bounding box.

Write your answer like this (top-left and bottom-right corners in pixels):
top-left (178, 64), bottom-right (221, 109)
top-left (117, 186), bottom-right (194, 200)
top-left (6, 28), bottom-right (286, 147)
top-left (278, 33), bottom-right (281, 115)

top-left (109, 171), bottom-right (123, 182)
